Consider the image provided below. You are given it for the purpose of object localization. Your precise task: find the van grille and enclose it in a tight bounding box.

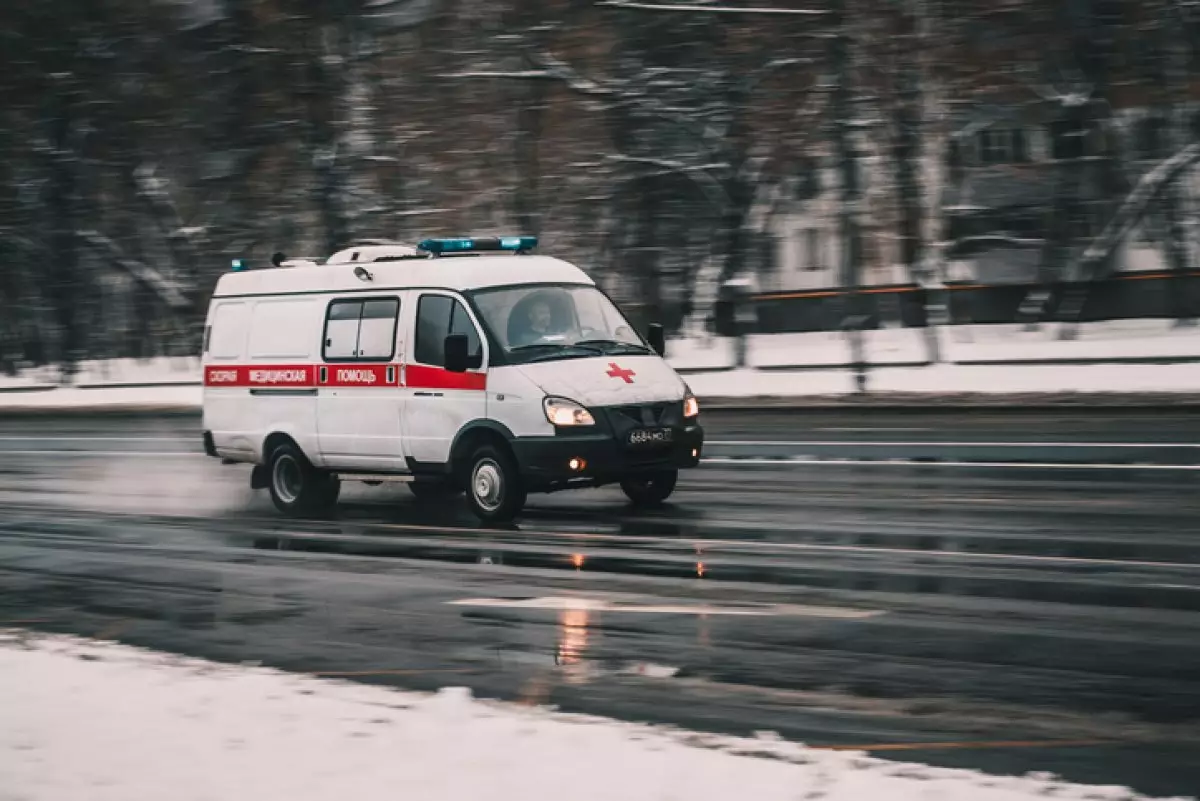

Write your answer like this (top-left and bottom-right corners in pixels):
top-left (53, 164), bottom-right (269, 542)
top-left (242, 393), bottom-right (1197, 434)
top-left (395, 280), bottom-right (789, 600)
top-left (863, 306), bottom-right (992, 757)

top-left (610, 403), bottom-right (669, 426)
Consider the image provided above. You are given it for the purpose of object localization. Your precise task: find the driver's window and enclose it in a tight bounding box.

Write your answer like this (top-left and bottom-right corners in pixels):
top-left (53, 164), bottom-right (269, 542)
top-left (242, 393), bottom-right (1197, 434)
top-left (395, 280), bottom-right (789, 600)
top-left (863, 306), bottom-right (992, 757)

top-left (450, 300), bottom-right (483, 366)
top-left (415, 294), bottom-right (483, 368)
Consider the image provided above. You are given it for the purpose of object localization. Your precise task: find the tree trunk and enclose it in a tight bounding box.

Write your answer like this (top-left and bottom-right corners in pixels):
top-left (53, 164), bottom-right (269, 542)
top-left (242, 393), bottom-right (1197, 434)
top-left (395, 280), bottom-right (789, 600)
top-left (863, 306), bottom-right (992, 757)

top-left (891, 0), bottom-right (934, 360)
top-left (44, 84), bottom-right (83, 378)
top-left (830, 0), bottom-right (866, 390)
top-left (1161, 14), bottom-right (1195, 324)
top-left (306, 15), bottom-right (350, 255)
top-left (513, 77), bottom-right (546, 236)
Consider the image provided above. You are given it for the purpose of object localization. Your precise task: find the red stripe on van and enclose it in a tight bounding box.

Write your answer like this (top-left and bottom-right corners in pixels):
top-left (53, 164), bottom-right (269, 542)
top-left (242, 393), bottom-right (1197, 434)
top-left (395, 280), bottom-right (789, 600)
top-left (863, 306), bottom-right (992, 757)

top-left (406, 364), bottom-right (487, 391)
top-left (205, 365), bottom-right (315, 387)
top-left (204, 363), bottom-right (484, 391)
top-left (321, 364), bottom-right (392, 387)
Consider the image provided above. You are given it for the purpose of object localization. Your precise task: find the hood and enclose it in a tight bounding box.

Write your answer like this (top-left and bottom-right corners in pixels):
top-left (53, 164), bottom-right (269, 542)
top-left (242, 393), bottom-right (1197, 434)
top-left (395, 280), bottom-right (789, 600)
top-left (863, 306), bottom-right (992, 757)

top-left (516, 355), bottom-right (687, 407)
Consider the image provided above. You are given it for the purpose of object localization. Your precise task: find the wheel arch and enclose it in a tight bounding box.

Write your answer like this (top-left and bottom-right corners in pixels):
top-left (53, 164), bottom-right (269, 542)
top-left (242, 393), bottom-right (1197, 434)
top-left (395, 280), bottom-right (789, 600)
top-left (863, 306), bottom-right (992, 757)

top-left (255, 431), bottom-right (306, 490)
top-left (449, 420), bottom-right (517, 483)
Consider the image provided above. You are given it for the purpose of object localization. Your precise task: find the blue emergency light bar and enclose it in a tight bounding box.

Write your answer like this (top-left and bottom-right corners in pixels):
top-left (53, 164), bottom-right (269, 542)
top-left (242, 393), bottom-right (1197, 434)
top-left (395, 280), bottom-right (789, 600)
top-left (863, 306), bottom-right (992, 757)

top-left (417, 236), bottom-right (537, 255)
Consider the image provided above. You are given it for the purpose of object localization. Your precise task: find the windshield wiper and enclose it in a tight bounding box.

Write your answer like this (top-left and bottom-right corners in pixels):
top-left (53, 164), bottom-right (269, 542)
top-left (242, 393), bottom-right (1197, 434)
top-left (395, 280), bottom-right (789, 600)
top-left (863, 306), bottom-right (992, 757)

top-left (573, 339), bottom-right (653, 355)
top-left (509, 342), bottom-right (605, 363)
top-left (509, 342), bottom-right (568, 355)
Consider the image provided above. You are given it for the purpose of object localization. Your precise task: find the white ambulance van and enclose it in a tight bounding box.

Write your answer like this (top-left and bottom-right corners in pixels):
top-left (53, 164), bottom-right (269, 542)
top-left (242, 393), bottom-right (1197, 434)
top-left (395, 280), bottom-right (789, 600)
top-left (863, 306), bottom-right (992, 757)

top-left (201, 236), bottom-right (704, 522)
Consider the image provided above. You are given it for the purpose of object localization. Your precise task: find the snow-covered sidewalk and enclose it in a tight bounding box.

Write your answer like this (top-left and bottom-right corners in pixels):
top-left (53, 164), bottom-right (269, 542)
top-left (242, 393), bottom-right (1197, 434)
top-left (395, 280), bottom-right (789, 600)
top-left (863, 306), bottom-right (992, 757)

top-left (0, 633), bottom-right (1186, 801)
top-left (667, 320), bottom-right (1200, 371)
top-left (3, 320), bottom-right (1200, 411)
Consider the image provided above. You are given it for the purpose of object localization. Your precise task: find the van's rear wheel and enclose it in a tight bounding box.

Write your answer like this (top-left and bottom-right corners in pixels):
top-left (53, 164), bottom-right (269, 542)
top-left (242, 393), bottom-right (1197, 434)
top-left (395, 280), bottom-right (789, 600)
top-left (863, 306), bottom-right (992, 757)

top-left (620, 470), bottom-right (677, 506)
top-left (465, 444), bottom-right (525, 523)
top-left (268, 442), bottom-right (339, 517)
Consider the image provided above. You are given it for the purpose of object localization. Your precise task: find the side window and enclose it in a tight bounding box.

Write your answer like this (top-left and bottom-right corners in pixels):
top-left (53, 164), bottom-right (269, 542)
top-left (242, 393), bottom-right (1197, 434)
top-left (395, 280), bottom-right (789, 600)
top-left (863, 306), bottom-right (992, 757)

top-left (323, 297), bottom-right (400, 361)
top-left (324, 301), bottom-right (362, 360)
top-left (450, 300), bottom-right (483, 366)
top-left (358, 299), bottom-right (400, 360)
top-left (415, 295), bottom-right (453, 366)
top-left (415, 294), bottom-right (484, 368)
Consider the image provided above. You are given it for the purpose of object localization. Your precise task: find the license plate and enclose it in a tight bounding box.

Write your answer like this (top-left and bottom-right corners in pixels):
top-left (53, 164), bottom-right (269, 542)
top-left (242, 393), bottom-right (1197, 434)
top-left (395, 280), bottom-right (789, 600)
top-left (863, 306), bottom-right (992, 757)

top-left (627, 427), bottom-right (673, 446)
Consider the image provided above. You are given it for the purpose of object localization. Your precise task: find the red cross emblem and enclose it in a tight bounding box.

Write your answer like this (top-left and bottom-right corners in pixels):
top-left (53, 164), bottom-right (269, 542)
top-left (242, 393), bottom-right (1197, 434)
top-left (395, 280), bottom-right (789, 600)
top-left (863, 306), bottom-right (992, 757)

top-left (606, 362), bottom-right (636, 383)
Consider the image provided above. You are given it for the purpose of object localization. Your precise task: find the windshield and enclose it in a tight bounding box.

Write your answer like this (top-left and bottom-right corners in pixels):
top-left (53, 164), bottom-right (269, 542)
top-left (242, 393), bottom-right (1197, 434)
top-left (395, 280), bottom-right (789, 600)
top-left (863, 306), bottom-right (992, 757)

top-left (470, 284), bottom-right (652, 364)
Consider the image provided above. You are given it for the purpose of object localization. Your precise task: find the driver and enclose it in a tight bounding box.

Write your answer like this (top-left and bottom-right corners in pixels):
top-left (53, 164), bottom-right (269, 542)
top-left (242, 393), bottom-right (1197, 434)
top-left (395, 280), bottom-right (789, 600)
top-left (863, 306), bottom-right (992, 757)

top-left (528, 300), bottom-right (552, 338)
top-left (510, 295), bottom-right (565, 347)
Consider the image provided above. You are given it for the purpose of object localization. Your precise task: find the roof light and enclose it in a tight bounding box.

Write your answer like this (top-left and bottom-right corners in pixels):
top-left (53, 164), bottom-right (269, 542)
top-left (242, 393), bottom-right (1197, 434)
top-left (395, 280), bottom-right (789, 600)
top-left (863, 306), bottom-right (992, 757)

top-left (417, 236), bottom-right (537, 255)
top-left (231, 258), bottom-right (247, 272)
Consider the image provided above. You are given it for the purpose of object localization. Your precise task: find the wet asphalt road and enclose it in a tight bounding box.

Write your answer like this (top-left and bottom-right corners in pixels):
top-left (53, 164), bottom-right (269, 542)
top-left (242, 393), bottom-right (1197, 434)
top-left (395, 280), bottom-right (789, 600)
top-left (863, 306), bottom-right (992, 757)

top-left (1, 409), bottom-right (1200, 797)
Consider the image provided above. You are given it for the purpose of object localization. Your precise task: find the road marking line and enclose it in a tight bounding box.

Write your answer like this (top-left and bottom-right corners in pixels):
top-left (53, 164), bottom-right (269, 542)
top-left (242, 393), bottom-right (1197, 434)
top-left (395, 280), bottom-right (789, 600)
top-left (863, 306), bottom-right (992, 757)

top-left (702, 457), bottom-right (1200, 470)
top-left (816, 427), bottom-right (931, 432)
top-left (814, 738), bottom-right (1119, 752)
top-left (0, 436), bottom-right (189, 442)
top-left (708, 440), bottom-right (1200, 448)
top-left (0, 450), bottom-right (198, 457)
top-left (361, 522), bottom-right (1200, 572)
top-left (448, 596), bottom-right (883, 619)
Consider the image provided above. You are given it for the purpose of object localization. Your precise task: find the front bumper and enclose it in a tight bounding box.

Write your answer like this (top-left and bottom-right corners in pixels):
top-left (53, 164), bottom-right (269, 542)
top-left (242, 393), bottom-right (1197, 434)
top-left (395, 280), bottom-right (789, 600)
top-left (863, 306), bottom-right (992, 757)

top-left (510, 400), bottom-right (703, 489)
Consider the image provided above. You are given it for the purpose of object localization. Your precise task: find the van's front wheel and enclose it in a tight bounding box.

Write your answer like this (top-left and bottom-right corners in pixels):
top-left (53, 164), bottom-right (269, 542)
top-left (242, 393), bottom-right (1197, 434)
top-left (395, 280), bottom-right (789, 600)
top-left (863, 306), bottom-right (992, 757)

top-left (268, 442), bottom-right (339, 517)
top-left (465, 445), bottom-right (525, 523)
top-left (620, 470), bottom-right (677, 507)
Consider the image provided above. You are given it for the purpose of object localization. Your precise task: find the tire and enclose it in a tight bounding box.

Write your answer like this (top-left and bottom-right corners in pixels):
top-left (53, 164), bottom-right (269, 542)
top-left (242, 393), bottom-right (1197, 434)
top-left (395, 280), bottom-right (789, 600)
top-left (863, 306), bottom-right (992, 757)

top-left (620, 470), bottom-right (678, 507)
top-left (267, 442), bottom-right (339, 517)
top-left (464, 444), bottom-right (526, 523)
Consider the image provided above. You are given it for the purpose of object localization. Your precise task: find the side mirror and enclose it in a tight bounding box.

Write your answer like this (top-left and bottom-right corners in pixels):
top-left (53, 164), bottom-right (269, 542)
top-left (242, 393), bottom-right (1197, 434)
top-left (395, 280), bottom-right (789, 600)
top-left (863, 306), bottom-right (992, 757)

top-left (647, 323), bottom-right (666, 357)
top-left (444, 333), bottom-right (469, 373)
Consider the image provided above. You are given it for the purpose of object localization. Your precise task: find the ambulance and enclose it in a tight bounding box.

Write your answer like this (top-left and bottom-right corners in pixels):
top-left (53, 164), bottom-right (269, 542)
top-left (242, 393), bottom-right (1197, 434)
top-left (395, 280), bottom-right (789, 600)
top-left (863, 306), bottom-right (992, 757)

top-left (201, 236), bottom-right (704, 522)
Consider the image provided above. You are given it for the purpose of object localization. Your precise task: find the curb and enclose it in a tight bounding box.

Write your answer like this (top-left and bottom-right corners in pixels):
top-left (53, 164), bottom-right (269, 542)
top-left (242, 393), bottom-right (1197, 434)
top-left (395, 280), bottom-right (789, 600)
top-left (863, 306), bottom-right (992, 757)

top-left (696, 392), bottom-right (1200, 410)
top-left (3, 393), bottom-right (1200, 417)
top-left (0, 404), bottom-right (202, 417)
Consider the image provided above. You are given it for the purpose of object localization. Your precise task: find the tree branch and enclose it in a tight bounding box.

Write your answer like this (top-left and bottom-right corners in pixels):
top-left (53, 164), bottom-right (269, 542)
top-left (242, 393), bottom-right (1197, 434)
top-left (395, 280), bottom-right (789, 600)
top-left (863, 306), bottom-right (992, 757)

top-left (77, 230), bottom-right (191, 310)
top-left (604, 155), bottom-right (731, 211)
top-left (1078, 142), bottom-right (1200, 273)
top-left (526, 52), bottom-right (619, 98)
top-left (598, 1), bottom-right (826, 14)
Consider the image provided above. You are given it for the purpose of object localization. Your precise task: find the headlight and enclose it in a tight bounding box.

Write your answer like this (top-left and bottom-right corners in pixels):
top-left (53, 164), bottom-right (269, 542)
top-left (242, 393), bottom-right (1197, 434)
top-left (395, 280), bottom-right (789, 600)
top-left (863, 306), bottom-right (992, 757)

top-left (683, 388), bottom-right (699, 418)
top-left (543, 396), bottom-right (595, 427)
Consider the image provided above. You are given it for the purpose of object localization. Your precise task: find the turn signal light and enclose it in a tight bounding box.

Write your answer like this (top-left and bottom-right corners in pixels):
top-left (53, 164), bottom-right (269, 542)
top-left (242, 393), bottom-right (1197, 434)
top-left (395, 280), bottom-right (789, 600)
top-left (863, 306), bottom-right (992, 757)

top-left (569, 457), bottom-right (587, 471)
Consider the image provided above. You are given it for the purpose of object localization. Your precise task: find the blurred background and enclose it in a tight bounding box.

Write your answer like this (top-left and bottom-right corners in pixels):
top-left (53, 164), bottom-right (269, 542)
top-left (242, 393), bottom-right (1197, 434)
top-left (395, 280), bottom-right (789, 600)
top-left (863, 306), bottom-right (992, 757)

top-left (2, 0), bottom-right (1199, 373)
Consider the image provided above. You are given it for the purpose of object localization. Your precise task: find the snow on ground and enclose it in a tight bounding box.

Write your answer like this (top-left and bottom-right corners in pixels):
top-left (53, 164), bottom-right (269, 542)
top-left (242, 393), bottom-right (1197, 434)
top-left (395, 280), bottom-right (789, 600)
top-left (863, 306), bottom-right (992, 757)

top-left (667, 319), bottom-right (1200, 370)
top-left (0, 383), bottom-right (202, 411)
top-left (2, 356), bottom-right (201, 388)
top-left (2, 321), bottom-right (1200, 410)
top-left (0, 633), bottom-right (1185, 801)
top-left (682, 362), bottom-right (1200, 399)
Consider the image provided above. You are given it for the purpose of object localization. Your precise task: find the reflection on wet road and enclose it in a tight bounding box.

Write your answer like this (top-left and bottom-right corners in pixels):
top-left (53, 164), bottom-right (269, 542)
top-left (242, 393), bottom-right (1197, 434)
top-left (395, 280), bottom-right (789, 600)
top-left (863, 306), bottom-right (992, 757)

top-left (1, 409), bottom-right (1199, 797)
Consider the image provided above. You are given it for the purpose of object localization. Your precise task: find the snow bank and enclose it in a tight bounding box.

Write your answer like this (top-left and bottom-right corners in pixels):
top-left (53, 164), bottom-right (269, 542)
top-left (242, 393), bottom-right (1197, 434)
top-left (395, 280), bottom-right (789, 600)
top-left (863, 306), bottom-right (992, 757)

top-left (2, 321), bottom-right (1200, 412)
top-left (0, 633), bottom-right (1185, 801)
top-left (948, 320), bottom-right (1200, 363)
top-left (682, 362), bottom-right (1200, 399)
top-left (2, 356), bottom-right (201, 388)
top-left (668, 320), bottom-right (1200, 370)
